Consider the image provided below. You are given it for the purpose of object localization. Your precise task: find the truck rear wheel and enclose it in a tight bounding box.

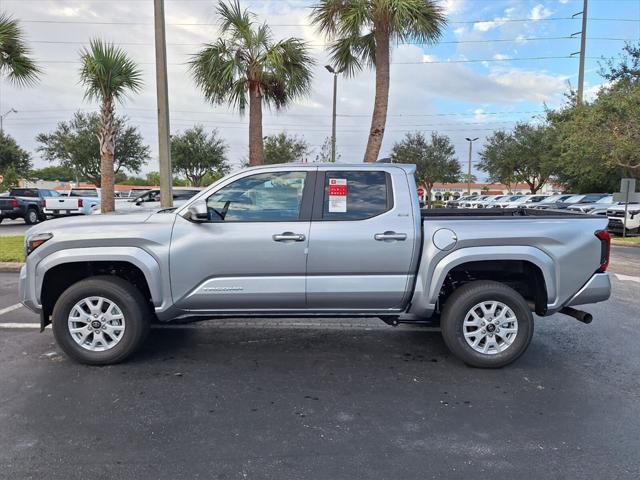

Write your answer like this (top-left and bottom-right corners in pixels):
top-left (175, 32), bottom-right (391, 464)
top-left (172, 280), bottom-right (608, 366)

top-left (24, 208), bottom-right (39, 225)
top-left (440, 281), bottom-right (534, 368)
top-left (52, 276), bottom-right (150, 365)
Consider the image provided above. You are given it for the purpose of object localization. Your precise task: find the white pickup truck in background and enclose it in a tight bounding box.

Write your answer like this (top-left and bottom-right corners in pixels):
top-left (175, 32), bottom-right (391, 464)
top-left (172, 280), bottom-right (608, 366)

top-left (44, 188), bottom-right (101, 217)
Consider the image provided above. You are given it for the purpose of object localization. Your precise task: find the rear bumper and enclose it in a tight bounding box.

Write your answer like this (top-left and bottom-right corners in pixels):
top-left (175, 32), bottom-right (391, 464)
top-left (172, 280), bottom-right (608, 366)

top-left (566, 273), bottom-right (611, 307)
top-left (0, 207), bottom-right (24, 218)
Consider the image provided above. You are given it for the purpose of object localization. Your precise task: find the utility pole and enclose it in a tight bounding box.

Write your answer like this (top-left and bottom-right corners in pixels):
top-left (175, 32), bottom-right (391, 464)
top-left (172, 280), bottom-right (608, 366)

top-left (0, 108), bottom-right (18, 134)
top-left (573, 0), bottom-right (589, 104)
top-left (465, 137), bottom-right (478, 195)
top-left (325, 65), bottom-right (342, 162)
top-left (154, 0), bottom-right (172, 207)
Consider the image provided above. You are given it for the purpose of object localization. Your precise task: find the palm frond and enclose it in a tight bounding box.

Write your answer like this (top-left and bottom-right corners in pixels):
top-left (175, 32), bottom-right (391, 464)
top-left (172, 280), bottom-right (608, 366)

top-left (79, 38), bottom-right (143, 103)
top-left (0, 13), bottom-right (41, 86)
top-left (190, 2), bottom-right (314, 114)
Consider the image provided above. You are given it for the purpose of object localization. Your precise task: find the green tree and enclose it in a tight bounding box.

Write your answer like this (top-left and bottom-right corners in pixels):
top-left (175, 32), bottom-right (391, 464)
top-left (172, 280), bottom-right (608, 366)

top-left (0, 131), bottom-right (32, 181)
top-left (548, 42), bottom-right (640, 190)
top-left (479, 124), bottom-right (556, 193)
top-left (311, 0), bottom-right (446, 163)
top-left (79, 39), bottom-right (143, 212)
top-left (36, 111), bottom-right (149, 187)
top-left (391, 131), bottom-right (460, 208)
top-left (461, 173), bottom-right (477, 184)
top-left (314, 136), bottom-right (339, 162)
top-left (30, 165), bottom-right (78, 182)
top-left (0, 13), bottom-right (40, 86)
top-left (189, 1), bottom-right (314, 166)
top-left (264, 132), bottom-right (309, 164)
top-left (171, 125), bottom-right (229, 186)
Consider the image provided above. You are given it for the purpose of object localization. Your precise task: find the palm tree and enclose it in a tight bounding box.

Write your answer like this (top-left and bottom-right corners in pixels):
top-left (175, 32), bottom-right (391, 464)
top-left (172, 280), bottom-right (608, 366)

top-left (0, 13), bottom-right (40, 86)
top-left (311, 0), bottom-right (446, 162)
top-left (189, 1), bottom-right (314, 166)
top-left (79, 39), bottom-right (142, 213)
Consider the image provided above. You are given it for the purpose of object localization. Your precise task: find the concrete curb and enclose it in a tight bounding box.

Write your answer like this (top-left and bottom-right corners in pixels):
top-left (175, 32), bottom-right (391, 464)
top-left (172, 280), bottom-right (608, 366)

top-left (0, 262), bottom-right (24, 272)
top-left (612, 240), bottom-right (640, 248)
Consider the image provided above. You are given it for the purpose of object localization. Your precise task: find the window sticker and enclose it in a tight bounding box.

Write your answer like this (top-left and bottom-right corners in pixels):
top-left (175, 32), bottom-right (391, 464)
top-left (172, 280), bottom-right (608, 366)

top-left (328, 178), bottom-right (348, 212)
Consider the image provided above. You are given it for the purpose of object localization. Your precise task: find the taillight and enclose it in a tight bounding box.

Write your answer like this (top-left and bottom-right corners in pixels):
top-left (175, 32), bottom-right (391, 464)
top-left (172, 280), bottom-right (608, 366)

top-left (11, 198), bottom-right (18, 208)
top-left (595, 230), bottom-right (610, 273)
top-left (78, 198), bottom-right (84, 208)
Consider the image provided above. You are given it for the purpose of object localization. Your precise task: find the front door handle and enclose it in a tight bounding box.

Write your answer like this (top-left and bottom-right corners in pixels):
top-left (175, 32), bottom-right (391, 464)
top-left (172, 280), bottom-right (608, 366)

top-left (273, 232), bottom-right (306, 242)
top-left (374, 231), bottom-right (407, 242)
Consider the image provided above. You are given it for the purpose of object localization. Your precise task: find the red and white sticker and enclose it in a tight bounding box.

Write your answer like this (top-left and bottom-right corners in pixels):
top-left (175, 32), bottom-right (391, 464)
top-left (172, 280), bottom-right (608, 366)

top-left (328, 178), bottom-right (347, 212)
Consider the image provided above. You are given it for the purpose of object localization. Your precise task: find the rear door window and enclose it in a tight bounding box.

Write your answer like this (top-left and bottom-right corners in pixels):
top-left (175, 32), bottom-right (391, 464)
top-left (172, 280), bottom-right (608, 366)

top-left (320, 171), bottom-right (392, 221)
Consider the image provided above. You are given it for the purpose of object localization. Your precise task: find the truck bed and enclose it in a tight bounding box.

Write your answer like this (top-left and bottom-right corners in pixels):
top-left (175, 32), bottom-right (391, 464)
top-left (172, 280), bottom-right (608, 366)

top-left (421, 208), bottom-right (585, 218)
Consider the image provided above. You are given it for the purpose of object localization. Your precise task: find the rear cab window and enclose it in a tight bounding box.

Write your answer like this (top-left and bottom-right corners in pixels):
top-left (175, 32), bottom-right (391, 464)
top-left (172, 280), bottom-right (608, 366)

top-left (9, 189), bottom-right (39, 197)
top-left (316, 171), bottom-right (393, 221)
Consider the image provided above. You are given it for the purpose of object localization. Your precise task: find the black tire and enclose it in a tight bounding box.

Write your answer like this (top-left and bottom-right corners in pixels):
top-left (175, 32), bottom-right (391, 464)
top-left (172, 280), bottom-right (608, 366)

top-left (440, 281), bottom-right (534, 368)
top-left (24, 208), bottom-right (39, 225)
top-left (52, 276), bottom-right (150, 365)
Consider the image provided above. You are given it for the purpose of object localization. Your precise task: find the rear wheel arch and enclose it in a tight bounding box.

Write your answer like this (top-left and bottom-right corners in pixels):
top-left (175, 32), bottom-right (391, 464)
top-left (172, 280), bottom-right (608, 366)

top-left (437, 259), bottom-right (549, 316)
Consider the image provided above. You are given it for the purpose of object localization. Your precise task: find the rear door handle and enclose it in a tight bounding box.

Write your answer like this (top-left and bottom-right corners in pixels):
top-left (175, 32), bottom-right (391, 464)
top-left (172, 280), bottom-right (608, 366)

top-left (273, 232), bottom-right (306, 242)
top-left (374, 231), bottom-right (407, 242)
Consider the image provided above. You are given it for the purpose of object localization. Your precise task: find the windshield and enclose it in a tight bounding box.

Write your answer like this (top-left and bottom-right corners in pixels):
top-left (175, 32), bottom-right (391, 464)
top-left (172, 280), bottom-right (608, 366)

top-left (70, 189), bottom-right (98, 197)
top-left (508, 195), bottom-right (523, 201)
top-left (566, 195), bottom-right (585, 203)
top-left (596, 195), bottom-right (614, 204)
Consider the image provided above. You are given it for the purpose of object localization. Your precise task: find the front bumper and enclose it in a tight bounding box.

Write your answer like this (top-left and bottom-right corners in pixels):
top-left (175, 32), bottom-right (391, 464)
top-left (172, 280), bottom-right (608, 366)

top-left (566, 273), bottom-right (611, 307)
top-left (19, 264), bottom-right (41, 314)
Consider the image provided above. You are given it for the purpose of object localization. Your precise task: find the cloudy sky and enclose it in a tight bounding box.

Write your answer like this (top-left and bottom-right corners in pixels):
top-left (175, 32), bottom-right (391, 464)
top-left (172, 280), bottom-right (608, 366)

top-left (1, 0), bottom-right (639, 179)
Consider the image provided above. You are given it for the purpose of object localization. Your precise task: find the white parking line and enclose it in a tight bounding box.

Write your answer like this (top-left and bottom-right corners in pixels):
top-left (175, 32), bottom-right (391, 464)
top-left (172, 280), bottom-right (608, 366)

top-left (615, 273), bottom-right (640, 283)
top-left (0, 303), bottom-right (23, 316)
top-left (0, 323), bottom-right (41, 329)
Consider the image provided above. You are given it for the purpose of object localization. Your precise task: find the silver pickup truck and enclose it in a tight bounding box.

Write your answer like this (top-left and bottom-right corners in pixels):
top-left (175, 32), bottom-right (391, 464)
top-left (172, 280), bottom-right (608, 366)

top-left (19, 164), bottom-right (612, 367)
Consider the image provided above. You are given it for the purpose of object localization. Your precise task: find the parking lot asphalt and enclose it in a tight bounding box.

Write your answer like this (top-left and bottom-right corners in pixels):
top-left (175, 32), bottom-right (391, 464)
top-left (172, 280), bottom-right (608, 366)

top-left (0, 219), bottom-right (30, 237)
top-left (0, 247), bottom-right (639, 479)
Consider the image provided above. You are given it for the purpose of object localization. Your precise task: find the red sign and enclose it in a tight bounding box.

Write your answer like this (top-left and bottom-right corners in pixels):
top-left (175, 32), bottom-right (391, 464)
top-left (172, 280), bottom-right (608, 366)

top-left (329, 185), bottom-right (348, 196)
top-left (417, 187), bottom-right (425, 197)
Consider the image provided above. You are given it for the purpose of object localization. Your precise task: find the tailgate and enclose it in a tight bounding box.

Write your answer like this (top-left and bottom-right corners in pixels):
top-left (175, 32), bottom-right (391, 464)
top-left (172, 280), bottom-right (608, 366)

top-left (45, 197), bottom-right (80, 212)
top-left (0, 197), bottom-right (16, 209)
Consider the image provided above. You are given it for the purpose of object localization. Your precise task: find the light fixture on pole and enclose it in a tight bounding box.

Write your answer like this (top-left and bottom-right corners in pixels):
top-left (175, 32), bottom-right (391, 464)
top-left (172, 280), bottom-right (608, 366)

top-left (325, 65), bottom-right (341, 163)
top-left (465, 137), bottom-right (479, 195)
top-left (0, 108), bottom-right (18, 133)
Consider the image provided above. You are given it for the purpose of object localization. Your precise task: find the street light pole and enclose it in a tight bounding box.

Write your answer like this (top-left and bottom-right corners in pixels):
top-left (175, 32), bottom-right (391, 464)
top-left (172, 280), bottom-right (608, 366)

top-left (325, 65), bottom-right (341, 163)
top-left (0, 108), bottom-right (18, 134)
top-left (154, 0), bottom-right (173, 207)
top-left (465, 137), bottom-right (479, 195)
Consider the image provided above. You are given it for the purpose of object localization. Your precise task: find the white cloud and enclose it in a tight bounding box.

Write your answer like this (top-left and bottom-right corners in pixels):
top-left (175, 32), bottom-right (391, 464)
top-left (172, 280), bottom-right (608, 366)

top-left (530, 4), bottom-right (553, 21)
top-left (493, 53), bottom-right (511, 61)
top-left (441, 0), bottom-right (466, 15)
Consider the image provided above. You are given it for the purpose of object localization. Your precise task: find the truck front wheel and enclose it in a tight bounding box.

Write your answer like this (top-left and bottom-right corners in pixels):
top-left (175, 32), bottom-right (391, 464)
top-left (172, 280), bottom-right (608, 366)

top-left (440, 281), bottom-right (534, 368)
top-left (52, 276), bottom-right (150, 365)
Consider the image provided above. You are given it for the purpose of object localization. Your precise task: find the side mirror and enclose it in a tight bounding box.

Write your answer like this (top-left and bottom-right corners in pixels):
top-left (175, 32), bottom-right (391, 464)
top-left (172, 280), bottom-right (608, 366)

top-left (187, 201), bottom-right (209, 222)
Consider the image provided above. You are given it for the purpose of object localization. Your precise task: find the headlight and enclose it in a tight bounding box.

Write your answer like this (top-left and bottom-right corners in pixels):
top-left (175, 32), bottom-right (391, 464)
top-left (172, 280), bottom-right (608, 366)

top-left (25, 233), bottom-right (53, 256)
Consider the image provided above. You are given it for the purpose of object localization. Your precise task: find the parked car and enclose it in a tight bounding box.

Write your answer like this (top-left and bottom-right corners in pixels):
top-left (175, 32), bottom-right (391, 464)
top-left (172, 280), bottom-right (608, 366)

top-left (487, 194), bottom-right (526, 208)
top-left (445, 195), bottom-right (478, 208)
top-left (501, 194), bottom-right (549, 208)
top-left (475, 195), bottom-right (509, 208)
top-left (607, 204), bottom-right (640, 235)
top-left (530, 194), bottom-right (576, 210)
top-left (460, 195), bottom-right (491, 208)
top-left (20, 163), bottom-right (611, 368)
top-left (0, 188), bottom-right (59, 224)
top-left (538, 193), bottom-right (611, 210)
top-left (44, 188), bottom-right (101, 217)
top-left (566, 195), bottom-right (614, 214)
top-left (107, 187), bottom-right (202, 213)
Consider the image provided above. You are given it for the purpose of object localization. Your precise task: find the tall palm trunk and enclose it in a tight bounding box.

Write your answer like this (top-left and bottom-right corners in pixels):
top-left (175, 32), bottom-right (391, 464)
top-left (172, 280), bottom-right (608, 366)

top-left (98, 98), bottom-right (116, 212)
top-left (363, 25), bottom-right (390, 163)
top-left (248, 84), bottom-right (264, 166)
